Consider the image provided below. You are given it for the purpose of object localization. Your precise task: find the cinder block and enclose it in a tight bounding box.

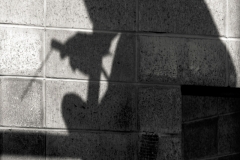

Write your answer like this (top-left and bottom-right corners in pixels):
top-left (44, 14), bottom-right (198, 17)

top-left (2, 129), bottom-right (45, 160)
top-left (218, 97), bottom-right (240, 114)
top-left (139, 0), bottom-right (225, 36)
top-left (228, 0), bottom-right (240, 37)
top-left (139, 134), bottom-right (181, 160)
top-left (227, 40), bottom-right (240, 87)
top-left (158, 136), bottom-right (181, 160)
top-left (219, 113), bottom-right (240, 154)
top-left (0, 0), bottom-right (44, 26)
top-left (138, 86), bottom-right (181, 134)
top-left (46, 0), bottom-right (136, 30)
top-left (46, 30), bottom-right (135, 82)
top-left (0, 27), bottom-right (43, 76)
top-left (182, 96), bottom-right (218, 122)
top-left (46, 80), bottom-right (137, 131)
top-left (98, 133), bottom-right (138, 160)
top-left (0, 78), bottom-right (43, 127)
top-left (218, 154), bottom-right (240, 160)
top-left (138, 36), bottom-right (226, 86)
top-left (183, 118), bottom-right (218, 160)
top-left (46, 131), bottom-right (137, 160)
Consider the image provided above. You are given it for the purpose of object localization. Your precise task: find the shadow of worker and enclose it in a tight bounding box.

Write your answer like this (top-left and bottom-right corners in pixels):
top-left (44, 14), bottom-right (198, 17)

top-left (49, 0), bottom-right (237, 159)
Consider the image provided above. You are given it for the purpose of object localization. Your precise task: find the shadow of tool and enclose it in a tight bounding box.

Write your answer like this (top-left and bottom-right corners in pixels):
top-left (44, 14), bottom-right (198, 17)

top-left (1, 0), bottom-right (238, 160)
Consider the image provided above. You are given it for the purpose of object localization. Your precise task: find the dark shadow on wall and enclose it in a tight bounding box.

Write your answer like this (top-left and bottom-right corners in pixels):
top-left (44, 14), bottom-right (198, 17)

top-left (1, 0), bottom-right (239, 159)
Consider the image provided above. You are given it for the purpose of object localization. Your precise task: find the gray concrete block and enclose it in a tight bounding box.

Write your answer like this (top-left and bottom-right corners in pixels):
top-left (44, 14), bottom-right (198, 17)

top-left (139, 134), bottom-right (181, 160)
top-left (183, 118), bottom-right (218, 160)
top-left (0, 0), bottom-right (44, 26)
top-left (138, 36), bottom-right (226, 86)
top-left (227, 40), bottom-right (240, 87)
top-left (46, 0), bottom-right (136, 30)
top-left (138, 86), bottom-right (181, 134)
top-left (218, 97), bottom-right (240, 115)
top-left (0, 27), bottom-right (43, 76)
top-left (228, 0), bottom-right (240, 37)
top-left (0, 78), bottom-right (43, 127)
top-left (158, 136), bottom-right (181, 160)
top-left (46, 131), bottom-right (137, 160)
top-left (139, 0), bottom-right (225, 36)
top-left (46, 80), bottom-right (137, 131)
top-left (2, 129), bottom-right (45, 160)
top-left (182, 96), bottom-right (218, 122)
top-left (219, 113), bottom-right (240, 154)
top-left (46, 30), bottom-right (135, 82)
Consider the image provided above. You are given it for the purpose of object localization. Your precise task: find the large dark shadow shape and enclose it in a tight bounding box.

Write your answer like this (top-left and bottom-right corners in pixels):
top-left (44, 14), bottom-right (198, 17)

top-left (182, 85), bottom-right (240, 160)
top-left (0, 0), bottom-right (238, 159)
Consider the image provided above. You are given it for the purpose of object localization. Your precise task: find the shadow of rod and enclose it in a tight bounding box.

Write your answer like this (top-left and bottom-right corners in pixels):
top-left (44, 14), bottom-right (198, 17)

top-left (21, 49), bottom-right (53, 100)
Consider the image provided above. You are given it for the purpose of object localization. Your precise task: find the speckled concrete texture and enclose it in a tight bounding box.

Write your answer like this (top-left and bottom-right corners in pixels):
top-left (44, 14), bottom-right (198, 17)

top-left (219, 113), bottom-right (240, 155)
top-left (218, 97), bottom-right (240, 114)
top-left (182, 96), bottom-right (218, 122)
top-left (46, 0), bottom-right (136, 30)
top-left (138, 36), bottom-right (226, 86)
top-left (46, 131), bottom-right (137, 160)
top-left (138, 86), bottom-right (181, 134)
top-left (0, 27), bottom-right (43, 76)
top-left (0, 0), bottom-right (44, 26)
top-left (46, 30), bottom-right (135, 82)
top-left (139, 0), bottom-right (225, 36)
top-left (183, 96), bottom-right (240, 122)
top-left (158, 136), bottom-right (181, 160)
top-left (183, 118), bottom-right (218, 160)
top-left (228, 0), bottom-right (240, 37)
top-left (227, 40), bottom-right (240, 87)
top-left (46, 80), bottom-right (137, 131)
top-left (0, 78), bottom-right (43, 127)
top-left (2, 129), bottom-right (45, 160)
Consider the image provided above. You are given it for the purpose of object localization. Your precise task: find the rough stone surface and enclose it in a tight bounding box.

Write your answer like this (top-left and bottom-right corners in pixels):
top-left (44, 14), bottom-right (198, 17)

top-left (139, 0), bottom-right (225, 36)
top-left (182, 96), bottom-right (218, 122)
top-left (0, 78), bottom-right (43, 127)
top-left (227, 40), bottom-right (240, 87)
top-left (219, 113), bottom-right (240, 154)
top-left (46, 80), bottom-right (137, 131)
top-left (0, 27), bottom-right (43, 76)
top-left (183, 118), bottom-right (218, 160)
top-left (2, 129), bottom-right (45, 160)
top-left (46, 0), bottom-right (136, 30)
top-left (228, 0), bottom-right (240, 37)
top-left (138, 86), bottom-right (181, 134)
top-left (139, 36), bottom-right (226, 86)
top-left (46, 131), bottom-right (137, 160)
top-left (0, 0), bottom-right (44, 26)
top-left (158, 136), bottom-right (181, 160)
top-left (46, 30), bottom-right (135, 82)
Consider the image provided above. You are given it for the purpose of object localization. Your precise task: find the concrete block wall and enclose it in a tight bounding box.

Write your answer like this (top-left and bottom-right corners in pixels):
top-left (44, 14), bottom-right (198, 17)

top-left (0, 0), bottom-right (240, 159)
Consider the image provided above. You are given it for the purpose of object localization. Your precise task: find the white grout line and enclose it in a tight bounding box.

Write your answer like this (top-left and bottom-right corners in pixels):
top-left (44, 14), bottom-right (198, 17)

top-left (0, 75), bottom-right (181, 88)
top-left (225, 0), bottom-right (229, 87)
top-left (0, 23), bottom-right (45, 29)
top-left (0, 126), bottom-right (181, 136)
top-left (43, 0), bottom-right (47, 129)
top-left (1, 23), bottom-right (240, 40)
